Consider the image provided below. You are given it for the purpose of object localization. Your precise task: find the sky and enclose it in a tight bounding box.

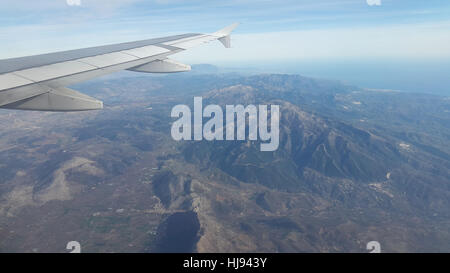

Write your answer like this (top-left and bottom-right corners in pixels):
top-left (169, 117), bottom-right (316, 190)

top-left (1, 0), bottom-right (450, 93)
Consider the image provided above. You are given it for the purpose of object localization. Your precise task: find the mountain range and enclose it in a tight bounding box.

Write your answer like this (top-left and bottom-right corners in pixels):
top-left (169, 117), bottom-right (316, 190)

top-left (0, 67), bottom-right (449, 252)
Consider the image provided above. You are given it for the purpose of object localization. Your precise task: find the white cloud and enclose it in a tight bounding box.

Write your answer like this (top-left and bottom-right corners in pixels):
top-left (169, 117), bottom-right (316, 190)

top-left (366, 0), bottom-right (381, 6)
top-left (2, 20), bottom-right (450, 62)
top-left (66, 0), bottom-right (82, 6)
top-left (174, 21), bottom-right (450, 63)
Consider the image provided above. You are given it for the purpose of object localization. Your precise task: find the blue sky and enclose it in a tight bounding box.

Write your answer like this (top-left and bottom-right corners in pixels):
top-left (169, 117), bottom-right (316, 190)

top-left (1, 0), bottom-right (450, 64)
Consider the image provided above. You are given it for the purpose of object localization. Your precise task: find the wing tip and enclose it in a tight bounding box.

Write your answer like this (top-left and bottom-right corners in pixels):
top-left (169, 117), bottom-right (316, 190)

top-left (213, 22), bottom-right (240, 37)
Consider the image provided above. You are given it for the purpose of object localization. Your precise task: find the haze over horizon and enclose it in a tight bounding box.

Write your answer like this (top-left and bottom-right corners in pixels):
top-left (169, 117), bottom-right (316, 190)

top-left (1, 0), bottom-right (449, 94)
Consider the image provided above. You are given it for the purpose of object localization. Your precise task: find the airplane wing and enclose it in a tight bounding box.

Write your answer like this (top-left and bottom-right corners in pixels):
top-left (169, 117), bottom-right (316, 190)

top-left (0, 23), bottom-right (239, 111)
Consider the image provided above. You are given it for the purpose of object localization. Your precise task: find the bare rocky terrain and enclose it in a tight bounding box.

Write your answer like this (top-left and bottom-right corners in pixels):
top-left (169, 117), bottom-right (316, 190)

top-left (0, 68), bottom-right (449, 252)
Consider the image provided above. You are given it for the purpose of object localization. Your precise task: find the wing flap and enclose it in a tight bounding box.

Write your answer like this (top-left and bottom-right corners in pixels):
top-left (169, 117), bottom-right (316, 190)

top-left (14, 60), bottom-right (97, 83)
top-left (121, 45), bottom-right (170, 58)
top-left (1, 86), bottom-right (103, 111)
top-left (128, 58), bottom-right (191, 73)
top-left (77, 52), bottom-right (139, 68)
top-left (0, 73), bottom-right (34, 90)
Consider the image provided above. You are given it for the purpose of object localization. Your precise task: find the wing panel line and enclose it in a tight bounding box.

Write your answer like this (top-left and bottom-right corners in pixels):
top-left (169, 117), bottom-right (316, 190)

top-left (0, 51), bottom-right (173, 93)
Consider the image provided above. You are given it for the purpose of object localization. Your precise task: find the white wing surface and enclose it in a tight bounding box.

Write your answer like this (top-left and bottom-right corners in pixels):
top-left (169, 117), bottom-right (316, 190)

top-left (0, 23), bottom-right (239, 111)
